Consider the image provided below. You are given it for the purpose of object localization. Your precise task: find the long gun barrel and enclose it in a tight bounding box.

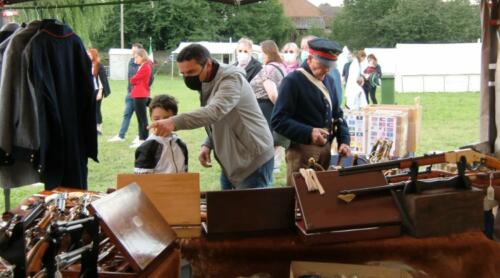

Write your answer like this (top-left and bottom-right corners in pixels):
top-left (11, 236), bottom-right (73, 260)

top-left (339, 182), bottom-right (407, 196)
top-left (22, 202), bottom-right (45, 229)
top-left (339, 153), bottom-right (446, 176)
top-left (338, 149), bottom-right (500, 176)
top-left (338, 175), bottom-right (470, 203)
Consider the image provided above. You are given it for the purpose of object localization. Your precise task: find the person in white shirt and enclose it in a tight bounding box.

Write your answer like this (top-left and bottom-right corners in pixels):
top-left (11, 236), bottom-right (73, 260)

top-left (345, 76), bottom-right (368, 110)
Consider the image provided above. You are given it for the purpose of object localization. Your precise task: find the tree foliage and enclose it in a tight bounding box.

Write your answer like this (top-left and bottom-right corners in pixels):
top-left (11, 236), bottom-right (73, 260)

top-left (331, 0), bottom-right (480, 49)
top-left (15, 0), bottom-right (111, 45)
top-left (91, 0), bottom-right (294, 51)
top-left (331, 0), bottom-right (397, 49)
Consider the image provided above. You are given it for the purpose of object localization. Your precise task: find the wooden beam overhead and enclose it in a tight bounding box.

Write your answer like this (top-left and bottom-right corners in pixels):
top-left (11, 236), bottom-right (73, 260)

top-left (0, 0), bottom-right (265, 6)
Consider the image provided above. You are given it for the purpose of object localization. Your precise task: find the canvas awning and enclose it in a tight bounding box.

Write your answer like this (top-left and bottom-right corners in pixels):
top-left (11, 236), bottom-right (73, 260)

top-left (208, 0), bottom-right (263, 4)
top-left (0, 0), bottom-right (264, 5)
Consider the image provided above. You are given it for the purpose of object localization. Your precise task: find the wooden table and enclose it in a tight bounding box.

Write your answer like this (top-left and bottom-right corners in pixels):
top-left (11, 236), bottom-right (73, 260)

top-left (181, 231), bottom-right (500, 278)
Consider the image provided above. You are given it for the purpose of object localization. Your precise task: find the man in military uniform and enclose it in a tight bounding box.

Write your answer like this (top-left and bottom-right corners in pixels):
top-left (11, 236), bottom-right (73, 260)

top-left (271, 38), bottom-right (351, 185)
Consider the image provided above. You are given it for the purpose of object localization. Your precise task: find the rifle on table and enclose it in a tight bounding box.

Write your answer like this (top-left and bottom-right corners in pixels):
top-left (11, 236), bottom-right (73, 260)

top-left (337, 149), bottom-right (500, 202)
top-left (338, 175), bottom-right (469, 203)
top-left (338, 148), bottom-right (500, 176)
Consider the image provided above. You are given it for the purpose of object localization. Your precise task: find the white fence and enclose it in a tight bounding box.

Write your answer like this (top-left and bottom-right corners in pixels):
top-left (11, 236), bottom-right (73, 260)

top-left (399, 74), bottom-right (480, 93)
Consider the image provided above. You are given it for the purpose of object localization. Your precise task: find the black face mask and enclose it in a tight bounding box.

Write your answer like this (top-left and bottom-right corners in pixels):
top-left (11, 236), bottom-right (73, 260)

top-left (183, 64), bottom-right (205, 91)
top-left (183, 75), bottom-right (202, 91)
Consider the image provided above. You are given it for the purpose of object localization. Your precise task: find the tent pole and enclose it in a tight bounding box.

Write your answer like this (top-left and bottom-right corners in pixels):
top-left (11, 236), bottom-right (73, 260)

top-left (3, 188), bottom-right (10, 212)
top-left (489, 0), bottom-right (499, 154)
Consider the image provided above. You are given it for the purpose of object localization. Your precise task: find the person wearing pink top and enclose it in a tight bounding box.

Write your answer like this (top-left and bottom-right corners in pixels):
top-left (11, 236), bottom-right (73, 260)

top-left (250, 40), bottom-right (288, 172)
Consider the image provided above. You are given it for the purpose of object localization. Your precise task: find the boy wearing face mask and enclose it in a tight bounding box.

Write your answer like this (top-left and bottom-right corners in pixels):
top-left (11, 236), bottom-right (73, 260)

top-left (282, 42), bottom-right (300, 74)
top-left (233, 37), bottom-right (262, 82)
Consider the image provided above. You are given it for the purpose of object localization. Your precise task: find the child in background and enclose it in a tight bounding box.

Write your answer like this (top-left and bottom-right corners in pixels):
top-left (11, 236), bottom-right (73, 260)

top-left (134, 95), bottom-right (188, 174)
top-left (345, 76), bottom-right (368, 110)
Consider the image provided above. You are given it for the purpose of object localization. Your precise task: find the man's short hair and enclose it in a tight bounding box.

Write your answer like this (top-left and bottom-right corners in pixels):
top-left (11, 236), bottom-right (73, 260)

top-left (149, 94), bottom-right (178, 115)
top-left (132, 43), bottom-right (144, 49)
top-left (176, 44), bottom-right (210, 66)
top-left (237, 37), bottom-right (253, 50)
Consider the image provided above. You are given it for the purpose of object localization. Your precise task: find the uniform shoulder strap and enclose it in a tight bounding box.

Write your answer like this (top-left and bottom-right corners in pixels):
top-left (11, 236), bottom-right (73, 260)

top-left (296, 68), bottom-right (332, 108)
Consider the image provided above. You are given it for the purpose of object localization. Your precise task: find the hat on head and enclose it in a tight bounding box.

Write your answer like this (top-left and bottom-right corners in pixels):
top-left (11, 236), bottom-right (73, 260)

top-left (308, 38), bottom-right (342, 67)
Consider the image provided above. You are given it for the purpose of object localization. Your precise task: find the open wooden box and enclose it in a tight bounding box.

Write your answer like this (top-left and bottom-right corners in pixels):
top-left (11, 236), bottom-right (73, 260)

top-left (61, 183), bottom-right (180, 277)
top-left (293, 170), bottom-right (401, 244)
top-left (117, 173), bottom-right (201, 238)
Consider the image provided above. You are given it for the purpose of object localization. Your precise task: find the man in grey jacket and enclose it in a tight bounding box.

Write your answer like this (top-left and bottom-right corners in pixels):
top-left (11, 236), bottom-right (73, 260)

top-left (149, 44), bottom-right (274, 189)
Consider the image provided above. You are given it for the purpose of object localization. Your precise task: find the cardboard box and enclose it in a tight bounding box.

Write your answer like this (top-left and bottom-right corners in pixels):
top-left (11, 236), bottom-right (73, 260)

top-left (367, 110), bottom-right (409, 157)
top-left (364, 101), bottom-right (422, 153)
top-left (344, 110), bottom-right (368, 154)
top-left (290, 261), bottom-right (413, 278)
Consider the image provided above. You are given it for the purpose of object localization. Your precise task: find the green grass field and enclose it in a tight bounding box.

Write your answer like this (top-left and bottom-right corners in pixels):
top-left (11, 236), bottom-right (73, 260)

top-left (0, 75), bottom-right (480, 212)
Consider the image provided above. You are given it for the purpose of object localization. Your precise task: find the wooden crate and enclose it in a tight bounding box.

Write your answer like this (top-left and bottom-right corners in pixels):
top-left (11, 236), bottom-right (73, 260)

top-left (403, 188), bottom-right (484, 237)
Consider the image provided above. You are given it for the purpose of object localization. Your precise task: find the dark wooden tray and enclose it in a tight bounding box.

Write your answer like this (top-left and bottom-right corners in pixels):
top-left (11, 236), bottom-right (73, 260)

top-left (293, 170), bottom-right (401, 233)
top-left (204, 186), bottom-right (295, 236)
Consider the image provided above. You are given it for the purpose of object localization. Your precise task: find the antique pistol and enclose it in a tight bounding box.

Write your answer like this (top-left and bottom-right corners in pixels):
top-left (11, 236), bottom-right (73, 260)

top-left (0, 215), bottom-right (20, 250)
top-left (25, 205), bottom-right (58, 248)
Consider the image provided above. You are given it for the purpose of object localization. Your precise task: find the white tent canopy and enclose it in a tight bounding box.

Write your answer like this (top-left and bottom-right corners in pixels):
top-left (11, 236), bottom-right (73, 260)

top-left (359, 43), bottom-right (481, 93)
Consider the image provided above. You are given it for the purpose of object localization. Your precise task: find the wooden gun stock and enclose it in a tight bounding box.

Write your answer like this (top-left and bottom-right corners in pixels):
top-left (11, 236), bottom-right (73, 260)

top-left (339, 149), bottom-right (500, 176)
top-left (26, 238), bottom-right (49, 275)
top-left (26, 206), bottom-right (57, 248)
top-left (35, 206), bottom-right (57, 231)
top-left (483, 155), bottom-right (500, 170)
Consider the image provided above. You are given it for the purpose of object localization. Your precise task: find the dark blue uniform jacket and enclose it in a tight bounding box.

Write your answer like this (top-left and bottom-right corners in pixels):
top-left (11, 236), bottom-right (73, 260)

top-left (271, 62), bottom-right (350, 146)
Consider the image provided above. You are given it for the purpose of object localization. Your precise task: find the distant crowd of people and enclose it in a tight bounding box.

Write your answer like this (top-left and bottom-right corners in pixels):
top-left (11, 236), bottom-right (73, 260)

top-left (344, 50), bottom-right (382, 110)
top-left (91, 36), bottom-right (383, 189)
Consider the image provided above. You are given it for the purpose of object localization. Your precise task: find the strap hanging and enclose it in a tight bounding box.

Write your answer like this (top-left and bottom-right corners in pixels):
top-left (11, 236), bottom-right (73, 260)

top-left (299, 168), bottom-right (325, 195)
top-left (296, 68), bottom-right (332, 108)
